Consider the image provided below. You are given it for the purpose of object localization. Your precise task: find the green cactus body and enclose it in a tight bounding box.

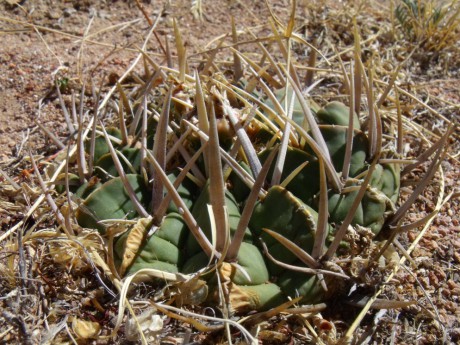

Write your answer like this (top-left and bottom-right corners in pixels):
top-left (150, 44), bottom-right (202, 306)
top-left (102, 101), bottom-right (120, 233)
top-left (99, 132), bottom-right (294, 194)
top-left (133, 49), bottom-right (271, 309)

top-left (117, 213), bottom-right (189, 274)
top-left (165, 173), bottom-right (198, 214)
top-left (95, 147), bottom-right (143, 178)
top-left (89, 127), bottom-right (123, 163)
top-left (185, 242), bottom-right (286, 313)
top-left (55, 173), bottom-right (82, 194)
top-left (277, 271), bottom-right (326, 304)
top-left (228, 160), bottom-right (253, 203)
top-left (328, 178), bottom-right (391, 235)
top-left (305, 102), bottom-right (369, 177)
top-left (185, 183), bottom-right (253, 257)
top-left (75, 178), bottom-right (102, 199)
top-left (181, 243), bottom-right (286, 312)
top-left (249, 186), bottom-right (320, 275)
top-left (316, 125), bottom-right (368, 177)
top-left (370, 163), bottom-right (400, 204)
top-left (259, 148), bottom-right (321, 205)
top-left (229, 242), bottom-right (269, 285)
top-left (76, 174), bottom-right (151, 233)
top-left (227, 282), bottom-right (285, 313)
top-left (181, 251), bottom-right (209, 275)
top-left (70, 92), bottom-right (402, 313)
top-left (316, 101), bottom-right (360, 129)
top-left (263, 88), bottom-right (308, 128)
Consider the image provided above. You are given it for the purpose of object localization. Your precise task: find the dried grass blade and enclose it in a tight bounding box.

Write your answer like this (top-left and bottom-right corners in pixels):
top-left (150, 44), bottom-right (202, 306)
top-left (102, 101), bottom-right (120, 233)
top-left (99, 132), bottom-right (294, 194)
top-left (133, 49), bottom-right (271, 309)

top-left (165, 36), bottom-right (173, 68)
top-left (336, 47), bottom-right (350, 93)
top-left (280, 160), bottom-right (309, 188)
top-left (29, 151), bottom-right (73, 237)
top-left (183, 120), bottom-right (257, 190)
top-left (353, 18), bottom-right (362, 115)
top-left (56, 81), bottom-right (76, 134)
top-left (129, 95), bottom-right (149, 140)
top-left (387, 126), bottom-right (452, 227)
top-left (324, 160), bottom-right (378, 260)
top-left (71, 92), bottom-right (78, 125)
top-left (240, 63), bottom-right (299, 146)
top-left (218, 91), bottom-right (262, 177)
top-left (271, 89), bottom-right (294, 185)
top-left (151, 87), bottom-right (172, 213)
top-left (283, 69), bottom-right (341, 191)
top-left (304, 37), bottom-right (317, 88)
top-left (366, 62), bottom-right (382, 159)
top-left (227, 146), bottom-right (279, 261)
top-left (231, 17), bottom-right (243, 82)
top-left (401, 135), bottom-right (446, 175)
top-left (346, 296), bottom-right (416, 309)
top-left (195, 73), bottom-right (209, 176)
top-left (138, 50), bottom-right (168, 81)
top-left (341, 62), bottom-right (355, 180)
top-left (87, 79), bottom-right (102, 176)
top-left (264, 0), bottom-right (284, 31)
top-left (241, 296), bottom-right (304, 326)
top-left (152, 302), bottom-right (257, 344)
top-left (285, 0), bottom-right (296, 37)
top-left (274, 33), bottom-right (294, 184)
top-left (0, 169), bottom-right (20, 190)
top-left (155, 144), bottom-right (207, 222)
top-left (99, 122), bottom-right (149, 218)
top-left (200, 38), bottom-right (225, 76)
top-left (389, 209), bottom-right (439, 233)
top-left (76, 83), bottom-right (87, 182)
top-left (140, 96), bottom-right (148, 179)
top-left (312, 158), bottom-right (328, 259)
top-left (115, 91), bottom-right (129, 146)
top-left (145, 149), bottom-right (215, 258)
top-left (262, 228), bottom-right (320, 269)
top-left (78, 80), bottom-right (85, 120)
top-left (35, 121), bottom-right (65, 150)
top-left (231, 48), bottom-right (283, 89)
top-left (165, 127), bottom-right (192, 164)
top-left (395, 88), bottom-right (404, 155)
top-left (173, 19), bottom-right (187, 82)
top-left (245, 27), bottom-right (285, 83)
top-left (207, 99), bottom-right (229, 253)
top-left (377, 64), bottom-right (402, 108)
top-left (64, 144), bottom-right (74, 232)
top-left (142, 53), bottom-right (151, 80)
top-left (261, 241), bottom-right (348, 279)
top-left (214, 79), bottom-right (280, 135)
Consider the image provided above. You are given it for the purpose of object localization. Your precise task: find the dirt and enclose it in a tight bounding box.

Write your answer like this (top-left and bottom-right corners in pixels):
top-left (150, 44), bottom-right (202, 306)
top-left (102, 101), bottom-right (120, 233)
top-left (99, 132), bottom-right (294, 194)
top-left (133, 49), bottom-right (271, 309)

top-left (0, 0), bottom-right (284, 162)
top-left (1, 0), bottom-right (459, 344)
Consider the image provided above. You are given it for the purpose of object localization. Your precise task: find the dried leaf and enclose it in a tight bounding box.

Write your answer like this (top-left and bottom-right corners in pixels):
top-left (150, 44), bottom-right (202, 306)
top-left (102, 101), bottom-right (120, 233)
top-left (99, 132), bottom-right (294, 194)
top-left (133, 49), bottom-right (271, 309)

top-left (126, 308), bottom-right (163, 342)
top-left (71, 317), bottom-right (101, 339)
top-left (118, 218), bottom-right (151, 276)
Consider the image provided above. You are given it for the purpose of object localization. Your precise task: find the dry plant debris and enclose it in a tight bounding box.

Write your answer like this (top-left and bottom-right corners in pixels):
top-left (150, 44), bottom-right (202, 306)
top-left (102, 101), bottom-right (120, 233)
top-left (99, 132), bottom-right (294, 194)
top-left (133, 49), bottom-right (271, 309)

top-left (1, 1), bottom-right (459, 344)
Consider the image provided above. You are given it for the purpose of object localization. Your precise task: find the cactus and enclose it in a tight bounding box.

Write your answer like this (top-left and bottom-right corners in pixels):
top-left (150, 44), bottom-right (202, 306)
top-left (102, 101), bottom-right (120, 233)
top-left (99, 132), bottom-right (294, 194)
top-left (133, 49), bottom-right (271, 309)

top-left (50, 11), bottom-right (454, 322)
top-left (67, 84), bottom-right (404, 316)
